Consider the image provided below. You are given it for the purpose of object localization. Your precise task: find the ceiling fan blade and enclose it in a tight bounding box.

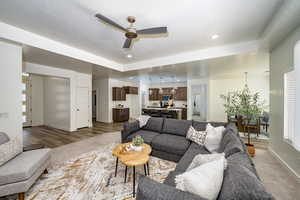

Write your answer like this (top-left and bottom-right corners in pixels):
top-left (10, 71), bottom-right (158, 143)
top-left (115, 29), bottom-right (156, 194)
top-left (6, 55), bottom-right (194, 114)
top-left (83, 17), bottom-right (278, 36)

top-left (123, 38), bottom-right (132, 48)
top-left (95, 13), bottom-right (127, 32)
top-left (137, 27), bottom-right (167, 35)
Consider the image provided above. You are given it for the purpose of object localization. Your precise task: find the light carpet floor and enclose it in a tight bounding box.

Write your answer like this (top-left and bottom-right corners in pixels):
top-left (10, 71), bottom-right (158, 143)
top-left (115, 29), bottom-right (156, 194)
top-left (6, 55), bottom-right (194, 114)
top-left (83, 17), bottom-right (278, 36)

top-left (2, 131), bottom-right (300, 200)
top-left (26, 143), bottom-right (176, 200)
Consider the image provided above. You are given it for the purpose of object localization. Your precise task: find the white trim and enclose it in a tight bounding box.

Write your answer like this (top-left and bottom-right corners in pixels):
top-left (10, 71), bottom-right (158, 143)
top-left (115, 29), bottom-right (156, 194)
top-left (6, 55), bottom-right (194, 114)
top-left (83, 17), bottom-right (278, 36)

top-left (268, 147), bottom-right (300, 180)
top-left (124, 40), bottom-right (260, 71)
top-left (0, 21), bottom-right (123, 71)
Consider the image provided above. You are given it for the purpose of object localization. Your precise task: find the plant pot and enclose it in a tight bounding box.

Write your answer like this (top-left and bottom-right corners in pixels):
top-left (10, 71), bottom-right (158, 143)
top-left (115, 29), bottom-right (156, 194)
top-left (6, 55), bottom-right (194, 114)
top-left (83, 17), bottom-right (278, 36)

top-left (246, 143), bottom-right (255, 157)
top-left (131, 145), bottom-right (143, 152)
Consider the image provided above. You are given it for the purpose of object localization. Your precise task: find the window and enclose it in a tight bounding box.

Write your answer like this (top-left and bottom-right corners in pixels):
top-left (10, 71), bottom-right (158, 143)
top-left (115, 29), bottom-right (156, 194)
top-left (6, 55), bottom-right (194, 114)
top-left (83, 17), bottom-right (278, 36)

top-left (284, 70), bottom-right (296, 145)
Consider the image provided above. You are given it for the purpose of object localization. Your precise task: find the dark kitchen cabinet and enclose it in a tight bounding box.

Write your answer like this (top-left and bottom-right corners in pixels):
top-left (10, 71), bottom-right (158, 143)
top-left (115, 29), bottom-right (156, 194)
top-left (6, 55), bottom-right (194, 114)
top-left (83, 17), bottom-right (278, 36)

top-left (113, 108), bottom-right (129, 122)
top-left (174, 87), bottom-right (187, 101)
top-left (112, 87), bottom-right (126, 101)
top-left (162, 88), bottom-right (173, 95)
top-left (123, 86), bottom-right (138, 95)
top-left (149, 88), bottom-right (160, 101)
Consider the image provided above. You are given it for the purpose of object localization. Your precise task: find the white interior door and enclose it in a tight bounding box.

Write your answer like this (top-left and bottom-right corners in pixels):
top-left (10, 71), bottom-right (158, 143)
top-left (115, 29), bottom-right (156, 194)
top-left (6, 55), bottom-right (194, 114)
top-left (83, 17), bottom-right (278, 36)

top-left (76, 87), bottom-right (89, 128)
top-left (22, 74), bottom-right (32, 127)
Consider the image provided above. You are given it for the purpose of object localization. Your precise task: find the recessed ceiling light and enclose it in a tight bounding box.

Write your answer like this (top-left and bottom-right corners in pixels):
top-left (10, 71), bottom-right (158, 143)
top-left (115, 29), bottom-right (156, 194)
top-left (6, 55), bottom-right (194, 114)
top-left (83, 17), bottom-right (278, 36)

top-left (127, 54), bottom-right (133, 58)
top-left (211, 34), bottom-right (219, 40)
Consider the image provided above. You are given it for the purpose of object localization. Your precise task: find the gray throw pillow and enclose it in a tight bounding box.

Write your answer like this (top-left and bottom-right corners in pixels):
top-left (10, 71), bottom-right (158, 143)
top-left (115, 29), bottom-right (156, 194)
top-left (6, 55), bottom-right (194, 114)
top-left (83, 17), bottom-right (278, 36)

top-left (0, 132), bottom-right (10, 145)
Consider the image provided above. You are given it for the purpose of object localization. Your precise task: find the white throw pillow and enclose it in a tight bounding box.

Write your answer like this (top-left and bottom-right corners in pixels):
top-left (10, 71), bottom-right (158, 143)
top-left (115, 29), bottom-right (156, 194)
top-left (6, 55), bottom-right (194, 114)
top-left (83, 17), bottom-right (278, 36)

top-left (0, 135), bottom-right (22, 166)
top-left (187, 153), bottom-right (227, 171)
top-left (138, 115), bottom-right (151, 127)
top-left (186, 126), bottom-right (207, 145)
top-left (204, 123), bottom-right (225, 152)
top-left (175, 157), bottom-right (226, 200)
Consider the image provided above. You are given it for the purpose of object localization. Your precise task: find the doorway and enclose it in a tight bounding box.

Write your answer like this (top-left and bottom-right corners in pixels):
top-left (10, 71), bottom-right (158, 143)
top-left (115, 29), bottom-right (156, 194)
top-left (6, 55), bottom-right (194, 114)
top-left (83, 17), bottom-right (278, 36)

top-left (76, 87), bottom-right (90, 128)
top-left (191, 84), bottom-right (208, 121)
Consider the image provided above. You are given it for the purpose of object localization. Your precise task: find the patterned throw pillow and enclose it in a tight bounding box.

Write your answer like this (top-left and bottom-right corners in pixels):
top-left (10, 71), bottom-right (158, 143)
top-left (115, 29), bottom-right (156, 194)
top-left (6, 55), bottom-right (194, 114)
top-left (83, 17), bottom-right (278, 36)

top-left (186, 126), bottom-right (207, 145)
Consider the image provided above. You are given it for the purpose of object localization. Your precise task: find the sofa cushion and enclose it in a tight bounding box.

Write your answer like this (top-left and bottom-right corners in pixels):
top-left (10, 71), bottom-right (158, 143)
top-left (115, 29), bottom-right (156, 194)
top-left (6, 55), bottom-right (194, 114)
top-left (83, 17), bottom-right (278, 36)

top-left (0, 148), bottom-right (51, 185)
top-left (175, 158), bottom-right (226, 200)
top-left (218, 129), bottom-right (244, 158)
top-left (187, 153), bottom-right (226, 171)
top-left (218, 164), bottom-right (274, 200)
top-left (127, 130), bottom-right (160, 145)
top-left (175, 143), bottom-right (210, 172)
top-left (163, 170), bottom-right (184, 187)
top-left (142, 117), bottom-right (164, 133)
top-left (226, 151), bottom-right (258, 177)
top-left (162, 119), bottom-right (192, 137)
top-left (152, 134), bottom-right (190, 156)
top-left (192, 121), bottom-right (227, 131)
top-left (0, 135), bottom-right (22, 167)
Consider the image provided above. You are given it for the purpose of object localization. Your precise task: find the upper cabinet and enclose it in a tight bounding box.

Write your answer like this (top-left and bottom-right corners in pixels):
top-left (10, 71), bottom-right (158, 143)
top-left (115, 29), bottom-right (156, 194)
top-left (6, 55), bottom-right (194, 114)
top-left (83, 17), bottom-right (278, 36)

top-left (112, 87), bottom-right (126, 101)
top-left (124, 86), bottom-right (138, 95)
top-left (149, 88), bottom-right (160, 101)
top-left (113, 86), bottom-right (138, 101)
top-left (148, 87), bottom-right (187, 101)
top-left (174, 87), bottom-right (187, 101)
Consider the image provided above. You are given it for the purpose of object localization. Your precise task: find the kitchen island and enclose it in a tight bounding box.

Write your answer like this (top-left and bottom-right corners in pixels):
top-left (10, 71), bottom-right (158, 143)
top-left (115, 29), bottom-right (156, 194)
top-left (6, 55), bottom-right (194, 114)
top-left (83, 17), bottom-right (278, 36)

top-left (142, 107), bottom-right (187, 120)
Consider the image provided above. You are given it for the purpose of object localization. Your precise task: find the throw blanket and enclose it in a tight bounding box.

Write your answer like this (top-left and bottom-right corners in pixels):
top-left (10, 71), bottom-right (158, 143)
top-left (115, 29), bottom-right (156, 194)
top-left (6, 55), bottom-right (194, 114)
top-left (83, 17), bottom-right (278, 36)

top-left (138, 115), bottom-right (151, 127)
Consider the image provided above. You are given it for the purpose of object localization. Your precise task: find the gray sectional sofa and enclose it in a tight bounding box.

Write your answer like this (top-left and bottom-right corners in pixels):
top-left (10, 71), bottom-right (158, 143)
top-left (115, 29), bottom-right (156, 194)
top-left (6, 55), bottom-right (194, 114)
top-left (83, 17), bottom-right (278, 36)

top-left (121, 117), bottom-right (274, 200)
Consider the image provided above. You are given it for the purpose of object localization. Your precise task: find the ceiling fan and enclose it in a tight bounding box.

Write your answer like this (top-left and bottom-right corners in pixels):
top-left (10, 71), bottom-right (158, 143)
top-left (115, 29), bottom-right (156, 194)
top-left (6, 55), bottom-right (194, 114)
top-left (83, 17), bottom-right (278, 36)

top-left (95, 13), bottom-right (168, 48)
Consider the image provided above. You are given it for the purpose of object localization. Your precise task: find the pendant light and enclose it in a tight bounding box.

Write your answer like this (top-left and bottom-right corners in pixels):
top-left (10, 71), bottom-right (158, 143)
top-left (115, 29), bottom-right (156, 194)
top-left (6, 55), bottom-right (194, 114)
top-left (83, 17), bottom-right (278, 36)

top-left (159, 77), bottom-right (163, 94)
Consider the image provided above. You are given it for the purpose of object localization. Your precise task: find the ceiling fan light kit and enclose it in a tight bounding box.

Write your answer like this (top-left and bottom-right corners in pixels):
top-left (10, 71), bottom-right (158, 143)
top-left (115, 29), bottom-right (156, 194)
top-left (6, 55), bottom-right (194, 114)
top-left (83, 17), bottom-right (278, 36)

top-left (95, 13), bottom-right (168, 49)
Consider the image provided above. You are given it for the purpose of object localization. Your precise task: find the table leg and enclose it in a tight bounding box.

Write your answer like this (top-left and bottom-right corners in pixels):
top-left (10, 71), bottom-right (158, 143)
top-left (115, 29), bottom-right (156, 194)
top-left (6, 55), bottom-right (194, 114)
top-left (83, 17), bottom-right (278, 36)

top-left (124, 166), bottom-right (127, 183)
top-left (144, 164), bottom-right (147, 176)
top-left (147, 162), bottom-right (150, 175)
top-left (133, 166), bottom-right (136, 197)
top-left (115, 157), bottom-right (118, 177)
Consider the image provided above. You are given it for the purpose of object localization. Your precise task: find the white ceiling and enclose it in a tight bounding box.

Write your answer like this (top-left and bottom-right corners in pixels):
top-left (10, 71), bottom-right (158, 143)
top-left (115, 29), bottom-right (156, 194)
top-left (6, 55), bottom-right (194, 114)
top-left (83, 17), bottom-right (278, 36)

top-left (93, 50), bottom-right (269, 83)
top-left (0, 0), bottom-right (282, 66)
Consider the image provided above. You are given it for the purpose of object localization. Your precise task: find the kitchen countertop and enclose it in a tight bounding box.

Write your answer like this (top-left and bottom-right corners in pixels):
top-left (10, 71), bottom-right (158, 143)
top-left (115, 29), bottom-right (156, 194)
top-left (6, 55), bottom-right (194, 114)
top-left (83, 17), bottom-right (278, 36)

top-left (143, 107), bottom-right (186, 112)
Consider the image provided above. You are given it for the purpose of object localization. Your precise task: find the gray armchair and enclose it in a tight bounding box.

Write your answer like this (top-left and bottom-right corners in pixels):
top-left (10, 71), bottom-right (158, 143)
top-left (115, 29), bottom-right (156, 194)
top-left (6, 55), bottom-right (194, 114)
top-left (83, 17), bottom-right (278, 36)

top-left (0, 132), bottom-right (51, 200)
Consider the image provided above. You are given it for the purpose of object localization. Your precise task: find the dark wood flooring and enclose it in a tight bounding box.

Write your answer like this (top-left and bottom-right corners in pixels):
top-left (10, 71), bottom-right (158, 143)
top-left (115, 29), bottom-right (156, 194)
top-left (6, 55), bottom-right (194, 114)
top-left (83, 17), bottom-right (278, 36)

top-left (23, 120), bottom-right (269, 149)
top-left (23, 121), bottom-right (124, 148)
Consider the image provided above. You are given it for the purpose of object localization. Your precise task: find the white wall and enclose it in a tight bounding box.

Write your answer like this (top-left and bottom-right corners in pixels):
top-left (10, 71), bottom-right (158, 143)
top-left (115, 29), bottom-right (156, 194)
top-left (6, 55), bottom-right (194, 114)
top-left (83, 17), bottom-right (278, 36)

top-left (208, 74), bottom-right (269, 122)
top-left (269, 25), bottom-right (300, 178)
top-left (93, 78), bottom-right (110, 123)
top-left (0, 40), bottom-right (23, 150)
top-left (31, 74), bottom-right (44, 126)
top-left (44, 76), bottom-right (70, 131)
top-left (25, 62), bottom-right (92, 131)
top-left (186, 53), bottom-right (270, 122)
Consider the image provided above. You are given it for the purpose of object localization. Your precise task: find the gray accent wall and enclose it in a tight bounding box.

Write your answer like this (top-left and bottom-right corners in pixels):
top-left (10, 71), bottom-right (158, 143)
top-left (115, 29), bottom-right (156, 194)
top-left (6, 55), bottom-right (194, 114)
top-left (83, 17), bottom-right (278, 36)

top-left (270, 25), bottom-right (300, 178)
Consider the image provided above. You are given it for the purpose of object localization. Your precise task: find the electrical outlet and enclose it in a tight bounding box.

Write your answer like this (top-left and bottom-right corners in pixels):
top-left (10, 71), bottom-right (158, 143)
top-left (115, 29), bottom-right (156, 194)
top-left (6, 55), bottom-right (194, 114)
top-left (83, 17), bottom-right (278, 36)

top-left (0, 113), bottom-right (9, 118)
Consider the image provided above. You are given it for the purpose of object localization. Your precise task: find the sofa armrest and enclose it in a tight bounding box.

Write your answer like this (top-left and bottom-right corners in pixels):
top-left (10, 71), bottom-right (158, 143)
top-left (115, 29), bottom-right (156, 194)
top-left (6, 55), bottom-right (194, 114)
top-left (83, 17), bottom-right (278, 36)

top-left (136, 176), bottom-right (207, 200)
top-left (121, 120), bottom-right (140, 142)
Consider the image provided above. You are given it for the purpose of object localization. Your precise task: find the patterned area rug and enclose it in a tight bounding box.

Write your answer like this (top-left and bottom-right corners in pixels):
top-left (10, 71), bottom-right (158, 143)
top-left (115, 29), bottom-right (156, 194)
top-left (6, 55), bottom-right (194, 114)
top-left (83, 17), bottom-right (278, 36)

top-left (25, 143), bottom-right (176, 200)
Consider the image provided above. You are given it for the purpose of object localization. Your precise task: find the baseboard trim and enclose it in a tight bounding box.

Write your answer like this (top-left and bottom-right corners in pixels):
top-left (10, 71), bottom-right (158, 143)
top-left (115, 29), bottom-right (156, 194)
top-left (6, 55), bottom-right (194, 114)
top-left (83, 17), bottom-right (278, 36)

top-left (268, 147), bottom-right (300, 181)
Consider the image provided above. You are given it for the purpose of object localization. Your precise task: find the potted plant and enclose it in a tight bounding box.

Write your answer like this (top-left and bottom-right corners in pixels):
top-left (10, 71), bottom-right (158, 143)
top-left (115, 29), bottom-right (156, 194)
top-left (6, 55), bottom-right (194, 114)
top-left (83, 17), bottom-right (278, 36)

top-left (220, 85), bottom-right (265, 156)
top-left (132, 135), bottom-right (144, 151)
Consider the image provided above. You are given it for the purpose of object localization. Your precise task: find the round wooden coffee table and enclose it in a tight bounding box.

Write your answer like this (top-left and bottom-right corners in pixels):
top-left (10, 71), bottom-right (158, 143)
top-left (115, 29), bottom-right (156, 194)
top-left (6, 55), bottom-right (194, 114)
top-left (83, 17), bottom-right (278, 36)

top-left (112, 142), bottom-right (152, 197)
